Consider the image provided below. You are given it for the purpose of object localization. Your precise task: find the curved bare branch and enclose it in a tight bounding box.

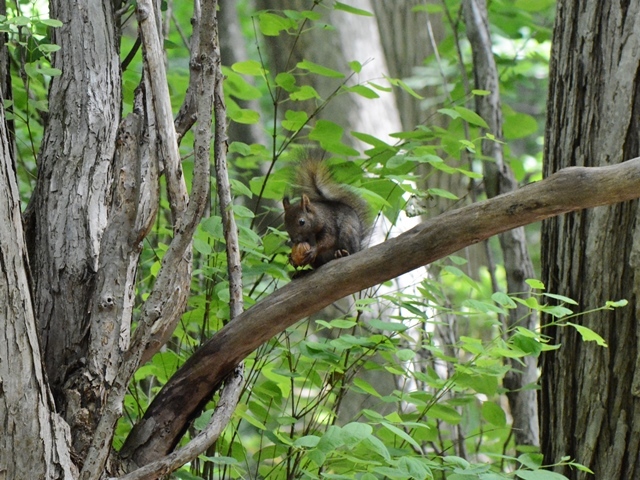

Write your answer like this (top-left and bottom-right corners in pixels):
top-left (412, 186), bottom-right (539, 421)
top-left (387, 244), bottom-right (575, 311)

top-left (122, 157), bottom-right (640, 463)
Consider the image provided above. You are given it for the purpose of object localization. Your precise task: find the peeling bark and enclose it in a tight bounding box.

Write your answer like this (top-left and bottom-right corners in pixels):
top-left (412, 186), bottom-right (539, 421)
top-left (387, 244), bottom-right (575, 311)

top-left (24, 0), bottom-right (121, 458)
top-left (0, 82), bottom-right (75, 479)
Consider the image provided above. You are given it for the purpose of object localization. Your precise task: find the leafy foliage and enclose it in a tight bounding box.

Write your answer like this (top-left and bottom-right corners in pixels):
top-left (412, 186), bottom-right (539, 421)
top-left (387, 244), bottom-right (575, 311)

top-left (9, 0), bottom-right (621, 479)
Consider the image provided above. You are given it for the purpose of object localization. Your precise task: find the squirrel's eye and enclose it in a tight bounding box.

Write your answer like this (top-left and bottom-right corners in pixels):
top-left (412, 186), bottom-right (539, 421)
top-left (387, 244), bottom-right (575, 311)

top-left (298, 218), bottom-right (305, 226)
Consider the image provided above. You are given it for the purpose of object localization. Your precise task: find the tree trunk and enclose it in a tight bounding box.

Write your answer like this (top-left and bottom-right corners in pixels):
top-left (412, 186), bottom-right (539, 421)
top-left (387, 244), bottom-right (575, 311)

top-left (540, 1), bottom-right (640, 478)
top-left (24, 0), bottom-right (121, 458)
top-left (0, 82), bottom-right (75, 478)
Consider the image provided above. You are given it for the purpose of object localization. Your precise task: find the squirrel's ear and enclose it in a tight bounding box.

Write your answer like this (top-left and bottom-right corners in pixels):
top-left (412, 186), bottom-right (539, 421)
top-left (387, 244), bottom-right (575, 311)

top-left (301, 194), bottom-right (311, 211)
top-left (283, 197), bottom-right (290, 208)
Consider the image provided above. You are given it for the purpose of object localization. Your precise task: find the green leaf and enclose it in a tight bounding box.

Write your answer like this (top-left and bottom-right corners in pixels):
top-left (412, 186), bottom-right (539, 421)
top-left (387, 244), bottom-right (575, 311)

top-left (396, 349), bottom-right (415, 361)
top-left (453, 106), bottom-right (489, 128)
top-left (492, 291), bottom-right (517, 308)
top-left (230, 178), bottom-right (253, 198)
top-left (606, 299), bottom-right (628, 308)
top-left (275, 72), bottom-right (297, 92)
top-left (227, 99), bottom-right (260, 124)
top-left (258, 12), bottom-right (296, 36)
top-left (224, 69), bottom-right (262, 100)
top-left (249, 171), bottom-right (289, 200)
top-left (516, 471), bottom-right (570, 480)
top-left (193, 237), bottom-right (212, 255)
top-left (479, 474), bottom-right (512, 480)
top-left (482, 401), bottom-right (506, 427)
top-left (427, 187), bottom-right (458, 200)
top-left (232, 204), bottom-right (255, 219)
top-left (518, 453), bottom-right (543, 470)
top-left (525, 279), bottom-right (545, 289)
top-left (235, 404), bottom-right (267, 430)
top-left (361, 436), bottom-right (391, 461)
top-left (542, 292), bottom-right (578, 305)
top-left (39, 18), bottom-right (63, 27)
top-left (351, 131), bottom-right (391, 148)
top-left (455, 373), bottom-right (499, 396)
top-left (352, 378), bottom-right (382, 398)
top-left (566, 322), bottom-right (608, 347)
top-left (439, 107), bottom-right (460, 120)
top-left (11, 16), bottom-right (30, 26)
top-left (38, 67), bottom-right (62, 77)
top-left (290, 85), bottom-right (321, 101)
top-left (397, 457), bottom-right (432, 478)
top-left (316, 426), bottom-right (345, 453)
top-left (37, 44), bottom-right (61, 53)
top-left (387, 76), bottom-right (424, 99)
top-left (309, 119), bottom-right (343, 144)
top-left (428, 403), bottom-right (462, 425)
top-left (228, 106), bottom-right (260, 125)
top-left (341, 422), bottom-right (373, 446)
top-left (345, 84), bottom-right (379, 99)
top-left (511, 333), bottom-right (543, 357)
top-left (349, 60), bottom-right (362, 73)
top-left (199, 455), bottom-right (239, 465)
top-left (326, 318), bottom-right (357, 329)
top-left (380, 421), bottom-right (421, 450)
top-left (297, 60), bottom-right (345, 78)
top-left (201, 216), bottom-right (223, 238)
top-left (294, 435), bottom-right (320, 448)
top-left (281, 110), bottom-right (308, 132)
top-left (463, 298), bottom-right (507, 315)
top-left (334, 1), bottom-right (374, 16)
top-left (367, 319), bottom-right (409, 332)
top-left (231, 60), bottom-right (266, 76)
top-left (542, 305), bottom-right (573, 318)
top-left (443, 456), bottom-right (470, 470)
top-left (503, 110), bottom-right (538, 139)
top-left (514, 0), bottom-right (555, 12)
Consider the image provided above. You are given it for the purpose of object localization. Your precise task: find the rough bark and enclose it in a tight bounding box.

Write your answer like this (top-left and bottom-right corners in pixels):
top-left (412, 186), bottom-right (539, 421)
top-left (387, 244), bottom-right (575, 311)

top-left (0, 82), bottom-right (75, 478)
top-left (122, 157), bottom-right (640, 463)
top-left (540, 1), bottom-right (640, 478)
top-left (463, 0), bottom-right (539, 447)
top-left (24, 0), bottom-right (121, 458)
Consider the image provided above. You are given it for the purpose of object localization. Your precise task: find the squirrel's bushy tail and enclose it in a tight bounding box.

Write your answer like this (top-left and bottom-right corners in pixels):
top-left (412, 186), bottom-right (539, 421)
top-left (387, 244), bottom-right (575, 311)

top-left (293, 155), bottom-right (372, 235)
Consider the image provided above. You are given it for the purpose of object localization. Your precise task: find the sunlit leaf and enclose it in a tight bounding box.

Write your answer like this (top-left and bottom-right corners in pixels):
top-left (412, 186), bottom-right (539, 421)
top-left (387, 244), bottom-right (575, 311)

top-left (566, 322), bottom-right (608, 347)
top-left (334, 1), bottom-right (373, 16)
top-left (297, 59), bottom-right (345, 78)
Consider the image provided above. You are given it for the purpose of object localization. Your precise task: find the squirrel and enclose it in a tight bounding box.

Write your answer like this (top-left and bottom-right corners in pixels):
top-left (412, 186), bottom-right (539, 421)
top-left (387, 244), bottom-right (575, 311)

top-left (283, 156), bottom-right (371, 270)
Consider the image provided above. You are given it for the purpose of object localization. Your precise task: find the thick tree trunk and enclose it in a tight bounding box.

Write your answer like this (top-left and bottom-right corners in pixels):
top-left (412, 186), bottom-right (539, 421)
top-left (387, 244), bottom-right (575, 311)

top-left (0, 87), bottom-right (75, 478)
top-left (24, 0), bottom-right (121, 458)
top-left (540, 1), bottom-right (640, 478)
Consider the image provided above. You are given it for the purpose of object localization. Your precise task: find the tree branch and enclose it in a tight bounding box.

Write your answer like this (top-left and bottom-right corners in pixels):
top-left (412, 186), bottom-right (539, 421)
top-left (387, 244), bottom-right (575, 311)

top-left (210, 3), bottom-right (243, 320)
top-left (122, 157), bottom-right (640, 462)
top-left (112, 368), bottom-right (243, 480)
top-left (136, 0), bottom-right (186, 222)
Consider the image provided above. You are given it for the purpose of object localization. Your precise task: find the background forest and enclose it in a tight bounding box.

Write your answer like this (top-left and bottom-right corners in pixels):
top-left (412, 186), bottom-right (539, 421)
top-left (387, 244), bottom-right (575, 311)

top-left (3, 0), bottom-right (640, 479)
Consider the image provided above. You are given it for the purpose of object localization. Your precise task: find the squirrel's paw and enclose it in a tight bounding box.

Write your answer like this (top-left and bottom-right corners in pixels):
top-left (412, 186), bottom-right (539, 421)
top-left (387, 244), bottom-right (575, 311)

top-left (334, 249), bottom-right (350, 259)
